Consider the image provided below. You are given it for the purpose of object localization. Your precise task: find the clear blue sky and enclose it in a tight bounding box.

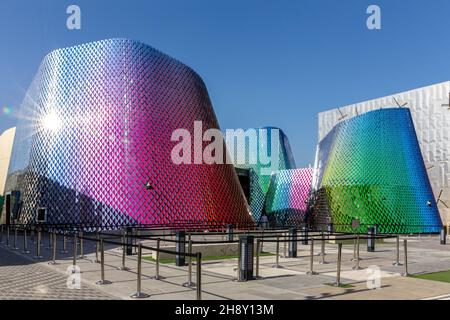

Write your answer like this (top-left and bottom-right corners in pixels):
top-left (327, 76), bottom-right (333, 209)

top-left (1, 0), bottom-right (450, 167)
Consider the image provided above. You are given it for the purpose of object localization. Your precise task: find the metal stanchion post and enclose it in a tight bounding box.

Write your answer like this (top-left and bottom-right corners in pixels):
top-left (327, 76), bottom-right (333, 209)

top-left (72, 234), bottom-right (77, 268)
top-left (393, 235), bottom-right (402, 266)
top-left (255, 239), bottom-right (261, 279)
top-left (307, 238), bottom-right (318, 275)
top-left (152, 238), bottom-right (164, 280)
top-left (94, 232), bottom-right (100, 263)
top-left (96, 240), bottom-right (111, 285)
top-left (22, 228), bottom-right (30, 254)
top-left (46, 231), bottom-right (52, 250)
top-left (272, 236), bottom-right (282, 268)
top-left (130, 243), bottom-right (149, 298)
top-left (79, 231), bottom-right (85, 259)
top-left (402, 239), bottom-right (408, 276)
top-left (334, 243), bottom-right (342, 287)
top-left (0, 225), bottom-right (3, 243)
top-left (12, 227), bottom-right (19, 250)
top-left (60, 232), bottom-right (68, 254)
top-left (351, 234), bottom-right (356, 261)
top-left (283, 232), bottom-right (287, 258)
top-left (33, 228), bottom-right (43, 259)
top-left (183, 239), bottom-right (195, 287)
top-left (320, 236), bottom-right (327, 264)
top-left (118, 232), bottom-right (130, 271)
top-left (353, 235), bottom-right (362, 270)
top-left (49, 232), bottom-right (57, 265)
top-left (196, 252), bottom-right (202, 301)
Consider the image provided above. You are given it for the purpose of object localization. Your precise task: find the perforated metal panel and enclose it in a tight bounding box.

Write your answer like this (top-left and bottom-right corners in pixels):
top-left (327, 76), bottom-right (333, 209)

top-left (312, 108), bottom-right (442, 234)
top-left (3, 39), bottom-right (254, 228)
top-left (230, 127), bottom-right (296, 222)
top-left (265, 168), bottom-right (313, 227)
top-left (318, 82), bottom-right (450, 226)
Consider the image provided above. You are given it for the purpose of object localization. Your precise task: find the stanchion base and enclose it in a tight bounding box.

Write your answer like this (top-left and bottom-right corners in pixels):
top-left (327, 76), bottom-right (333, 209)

top-left (118, 266), bottom-right (130, 271)
top-left (182, 282), bottom-right (196, 288)
top-left (78, 255), bottom-right (86, 259)
top-left (48, 261), bottom-right (58, 265)
top-left (151, 275), bottom-right (165, 280)
top-left (130, 292), bottom-right (150, 299)
top-left (333, 282), bottom-right (341, 287)
top-left (272, 265), bottom-right (284, 269)
top-left (319, 261), bottom-right (329, 265)
top-left (93, 260), bottom-right (100, 264)
top-left (306, 271), bottom-right (319, 275)
top-left (12, 247), bottom-right (19, 250)
top-left (392, 262), bottom-right (403, 266)
top-left (33, 256), bottom-right (44, 259)
top-left (352, 266), bottom-right (363, 270)
top-left (401, 273), bottom-right (409, 277)
top-left (21, 250), bottom-right (30, 254)
top-left (60, 250), bottom-right (68, 254)
top-left (95, 280), bottom-right (112, 285)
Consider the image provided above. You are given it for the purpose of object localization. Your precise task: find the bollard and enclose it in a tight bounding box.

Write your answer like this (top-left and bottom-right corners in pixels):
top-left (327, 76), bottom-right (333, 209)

top-left (327, 223), bottom-right (334, 235)
top-left (255, 239), bottom-right (261, 279)
top-left (288, 228), bottom-right (297, 258)
top-left (183, 239), bottom-right (195, 287)
top-left (393, 235), bottom-right (402, 266)
top-left (96, 240), bottom-right (112, 285)
top-left (49, 232), bottom-right (57, 265)
top-left (152, 238), bottom-right (164, 280)
top-left (334, 243), bottom-right (342, 286)
top-left (130, 243), bottom-right (149, 298)
top-left (22, 228), bottom-right (30, 254)
top-left (236, 236), bottom-right (242, 281)
top-left (6, 226), bottom-right (10, 247)
top-left (61, 232), bottom-right (68, 254)
top-left (72, 234), bottom-right (77, 268)
top-left (367, 226), bottom-right (375, 252)
top-left (440, 228), bottom-right (447, 245)
top-left (301, 224), bottom-right (309, 245)
top-left (353, 235), bottom-right (362, 270)
top-left (226, 224), bottom-right (233, 241)
top-left (319, 236), bottom-right (327, 264)
top-left (402, 239), bottom-right (408, 276)
top-left (175, 231), bottom-right (186, 266)
top-left (12, 227), bottom-right (19, 250)
top-left (33, 228), bottom-right (43, 259)
top-left (94, 232), bottom-right (100, 263)
top-left (238, 235), bottom-right (255, 281)
top-left (307, 238), bottom-right (318, 275)
top-left (272, 235), bottom-right (282, 268)
top-left (196, 252), bottom-right (202, 300)
top-left (118, 232), bottom-right (130, 271)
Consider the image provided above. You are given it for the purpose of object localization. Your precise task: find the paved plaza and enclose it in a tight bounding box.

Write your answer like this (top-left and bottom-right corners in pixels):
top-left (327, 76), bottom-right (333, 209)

top-left (1, 232), bottom-right (450, 300)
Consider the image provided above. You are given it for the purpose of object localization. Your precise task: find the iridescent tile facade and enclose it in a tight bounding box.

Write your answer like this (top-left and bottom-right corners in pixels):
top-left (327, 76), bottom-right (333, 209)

top-left (312, 108), bottom-right (442, 234)
top-left (265, 168), bottom-right (313, 227)
top-left (229, 127), bottom-right (296, 222)
top-left (3, 39), bottom-right (254, 228)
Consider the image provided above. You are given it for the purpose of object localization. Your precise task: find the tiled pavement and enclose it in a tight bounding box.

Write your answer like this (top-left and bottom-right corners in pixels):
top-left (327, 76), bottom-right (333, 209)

top-left (2, 232), bottom-right (450, 300)
top-left (0, 245), bottom-right (114, 300)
